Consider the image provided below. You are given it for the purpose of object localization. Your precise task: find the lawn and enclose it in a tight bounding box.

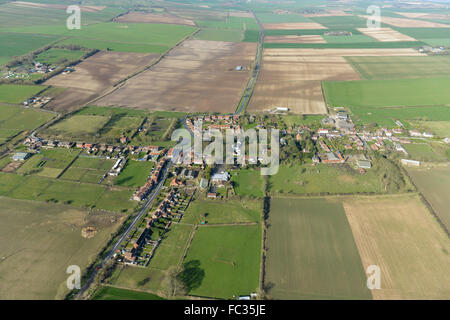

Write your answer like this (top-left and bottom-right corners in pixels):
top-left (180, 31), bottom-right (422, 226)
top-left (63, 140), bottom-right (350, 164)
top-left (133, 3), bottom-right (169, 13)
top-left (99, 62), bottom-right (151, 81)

top-left (183, 225), bottom-right (261, 299)
top-left (0, 84), bottom-right (47, 104)
top-left (343, 195), bottom-right (450, 299)
top-left (231, 168), bottom-right (264, 198)
top-left (266, 197), bottom-right (371, 299)
top-left (323, 77), bottom-right (450, 108)
top-left (407, 166), bottom-right (450, 230)
top-left (92, 286), bottom-right (164, 300)
top-left (182, 199), bottom-right (261, 225)
top-left (0, 197), bottom-right (123, 299)
top-left (346, 56), bottom-right (450, 80)
top-left (115, 160), bottom-right (154, 188)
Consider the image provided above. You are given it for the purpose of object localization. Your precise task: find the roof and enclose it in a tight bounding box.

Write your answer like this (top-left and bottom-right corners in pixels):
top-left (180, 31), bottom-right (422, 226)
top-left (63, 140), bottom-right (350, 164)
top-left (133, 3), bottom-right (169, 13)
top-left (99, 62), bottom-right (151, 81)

top-left (12, 152), bottom-right (30, 161)
top-left (211, 171), bottom-right (230, 181)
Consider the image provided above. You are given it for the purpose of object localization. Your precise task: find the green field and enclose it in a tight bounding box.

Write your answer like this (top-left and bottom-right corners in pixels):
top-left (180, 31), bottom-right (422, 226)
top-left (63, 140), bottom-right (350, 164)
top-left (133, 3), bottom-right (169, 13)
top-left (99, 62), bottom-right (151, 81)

top-left (0, 32), bottom-right (61, 66)
top-left (346, 56), bottom-right (450, 80)
top-left (264, 41), bottom-right (423, 49)
top-left (323, 34), bottom-right (376, 43)
top-left (109, 265), bottom-right (167, 295)
top-left (269, 163), bottom-right (398, 195)
top-left (183, 225), bottom-right (261, 299)
top-left (148, 223), bottom-right (195, 270)
top-left (115, 160), bottom-right (154, 188)
top-left (409, 120), bottom-right (450, 137)
top-left (348, 105), bottom-right (450, 127)
top-left (309, 15), bottom-right (369, 28)
top-left (44, 115), bottom-right (109, 140)
top-left (194, 28), bottom-right (243, 42)
top-left (35, 48), bottom-right (85, 65)
top-left (61, 156), bottom-right (114, 184)
top-left (182, 199), bottom-right (261, 225)
top-left (0, 197), bottom-right (123, 299)
top-left (256, 12), bottom-right (310, 23)
top-left (403, 143), bottom-right (449, 162)
top-left (196, 17), bottom-right (259, 30)
top-left (93, 286), bottom-right (164, 300)
top-left (0, 105), bottom-right (54, 143)
top-left (407, 166), bottom-right (450, 230)
top-left (323, 77), bottom-right (450, 108)
top-left (0, 84), bottom-right (47, 104)
top-left (266, 197), bottom-right (371, 299)
top-left (231, 168), bottom-right (264, 198)
top-left (17, 148), bottom-right (80, 177)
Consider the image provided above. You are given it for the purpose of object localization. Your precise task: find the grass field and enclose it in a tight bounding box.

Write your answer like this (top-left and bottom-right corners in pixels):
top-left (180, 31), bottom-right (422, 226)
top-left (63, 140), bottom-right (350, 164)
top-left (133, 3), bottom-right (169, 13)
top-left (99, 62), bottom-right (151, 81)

top-left (269, 163), bottom-right (387, 195)
top-left (109, 264), bottom-right (167, 294)
top-left (409, 120), bottom-right (450, 138)
top-left (148, 223), bottom-right (195, 270)
top-left (61, 156), bottom-right (114, 184)
top-left (406, 166), bottom-right (450, 230)
top-left (182, 199), bottom-right (261, 225)
top-left (183, 225), bottom-right (261, 299)
top-left (0, 105), bottom-right (54, 143)
top-left (196, 17), bottom-right (259, 30)
top-left (0, 197), bottom-right (123, 299)
top-left (115, 160), bottom-right (153, 188)
top-left (266, 197), bottom-right (371, 299)
top-left (92, 286), bottom-right (164, 300)
top-left (348, 105), bottom-right (450, 127)
top-left (231, 168), bottom-right (264, 198)
top-left (17, 148), bottom-right (80, 177)
top-left (44, 115), bottom-right (110, 141)
top-left (0, 85), bottom-right (47, 104)
top-left (35, 48), bottom-right (85, 65)
top-left (323, 77), bottom-right (450, 108)
top-left (346, 56), bottom-right (450, 80)
top-left (403, 143), bottom-right (448, 162)
top-left (343, 195), bottom-right (450, 299)
top-left (309, 15), bottom-right (369, 28)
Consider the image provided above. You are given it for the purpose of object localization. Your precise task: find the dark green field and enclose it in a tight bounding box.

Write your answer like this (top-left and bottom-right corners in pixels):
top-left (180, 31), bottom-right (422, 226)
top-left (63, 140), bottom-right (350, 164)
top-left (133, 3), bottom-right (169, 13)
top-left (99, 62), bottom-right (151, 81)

top-left (266, 197), bottom-right (371, 299)
top-left (93, 286), bottom-right (164, 300)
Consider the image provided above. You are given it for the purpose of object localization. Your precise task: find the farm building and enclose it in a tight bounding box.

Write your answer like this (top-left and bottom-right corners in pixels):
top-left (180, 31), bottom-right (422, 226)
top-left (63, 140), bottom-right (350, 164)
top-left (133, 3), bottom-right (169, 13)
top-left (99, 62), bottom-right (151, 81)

top-left (12, 152), bottom-right (31, 161)
top-left (211, 171), bottom-right (230, 182)
top-left (356, 159), bottom-right (372, 169)
top-left (401, 159), bottom-right (421, 166)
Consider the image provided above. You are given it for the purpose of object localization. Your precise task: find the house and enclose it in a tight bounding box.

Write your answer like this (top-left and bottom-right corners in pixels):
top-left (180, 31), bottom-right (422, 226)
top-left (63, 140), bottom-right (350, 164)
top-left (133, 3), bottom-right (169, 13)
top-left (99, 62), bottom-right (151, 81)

top-left (409, 130), bottom-right (421, 137)
top-left (317, 128), bottom-right (329, 135)
top-left (356, 159), bottom-right (372, 169)
top-left (211, 171), bottom-right (230, 183)
top-left (170, 178), bottom-right (184, 187)
top-left (12, 152), bottom-right (31, 161)
top-left (207, 192), bottom-right (217, 198)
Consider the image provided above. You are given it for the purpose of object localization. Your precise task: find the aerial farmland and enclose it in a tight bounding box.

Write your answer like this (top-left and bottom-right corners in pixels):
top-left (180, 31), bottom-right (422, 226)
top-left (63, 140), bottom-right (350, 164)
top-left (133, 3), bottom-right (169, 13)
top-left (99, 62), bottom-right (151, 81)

top-left (0, 0), bottom-right (449, 307)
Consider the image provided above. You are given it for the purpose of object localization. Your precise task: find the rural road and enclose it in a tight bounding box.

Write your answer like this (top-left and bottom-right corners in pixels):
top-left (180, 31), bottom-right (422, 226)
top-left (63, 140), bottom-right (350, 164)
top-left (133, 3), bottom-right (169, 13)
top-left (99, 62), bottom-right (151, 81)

top-left (75, 161), bottom-right (172, 298)
top-left (235, 9), bottom-right (264, 115)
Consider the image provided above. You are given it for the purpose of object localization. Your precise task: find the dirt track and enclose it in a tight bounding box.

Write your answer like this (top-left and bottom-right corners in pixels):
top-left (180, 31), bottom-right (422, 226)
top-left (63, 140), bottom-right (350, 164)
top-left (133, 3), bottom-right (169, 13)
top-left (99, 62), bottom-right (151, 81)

top-left (96, 40), bottom-right (257, 113)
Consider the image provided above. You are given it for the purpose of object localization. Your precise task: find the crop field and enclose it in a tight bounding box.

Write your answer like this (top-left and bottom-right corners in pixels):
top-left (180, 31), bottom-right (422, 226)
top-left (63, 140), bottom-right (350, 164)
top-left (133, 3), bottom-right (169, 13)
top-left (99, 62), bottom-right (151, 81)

top-left (346, 56), bottom-right (450, 80)
top-left (268, 163), bottom-right (395, 195)
top-left (0, 84), bottom-right (46, 104)
top-left (0, 32), bottom-right (61, 65)
top-left (360, 15), bottom-right (450, 28)
top-left (148, 224), bottom-right (195, 270)
top-left (323, 77), bottom-right (450, 108)
top-left (309, 15), bottom-right (369, 28)
top-left (357, 28), bottom-right (417, 42)
top-left (183, 225), bottom-right (261, 299)
top-left (93, 286), bottom-right (164, 300)
top-left (230, 168), bottom-right (264, 198)
top-left (194, 28), bottom-right (243, 42)
top-left (263, 22), bottom-right (326, 30)
top-left (410, 120), bottom-right (450, 137)
top-left (407, 166), bottom-right (450, 230)
top-left (265, 197), bottom-right (371, 300)
top-left (256, 12), bottom-right (311, 23)
top-left (182, 199), bottom-right (261, 225)
top-left (343, 195), bottom-right (450, 299)
top-left (61, 156), bottom-right (114, 184)
top-left (264, 35), bottom-right (325, 43)
top-left (115, 12), bottom-right (195, 26)
top-left (322, 34), bottom-right (376, 44)
top-left (0, 105), bottom-right (54, 143)
top-left (114, 160), bottom-right (154, 188)
top-left (195, 17), bottom-right (259, 30)
top-left (0, 197), bottom-right (124, 299)
top-left (44, 51), bottom-right (159, 112)
top-left (97, 40), bottom-right (257, 113)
